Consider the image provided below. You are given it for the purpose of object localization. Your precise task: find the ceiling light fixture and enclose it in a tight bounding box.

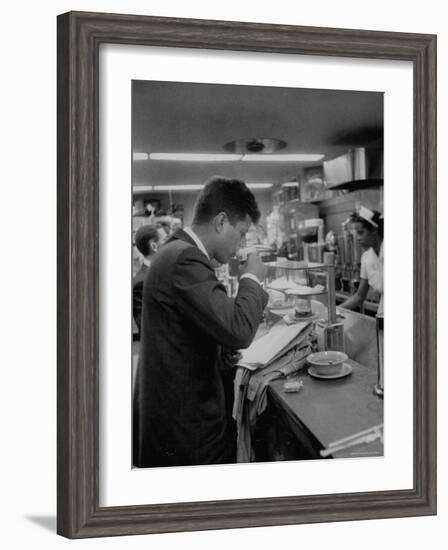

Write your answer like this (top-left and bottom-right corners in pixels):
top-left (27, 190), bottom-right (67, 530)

top-left (224, 138), bottom-right (287, 154)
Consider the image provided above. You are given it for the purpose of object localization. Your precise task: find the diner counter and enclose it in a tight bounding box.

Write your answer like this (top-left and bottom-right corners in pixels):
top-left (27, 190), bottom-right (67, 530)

top-left (248, 304), bottom-right (383, 461)
top-left (268, 358), bottom-right (383, 459)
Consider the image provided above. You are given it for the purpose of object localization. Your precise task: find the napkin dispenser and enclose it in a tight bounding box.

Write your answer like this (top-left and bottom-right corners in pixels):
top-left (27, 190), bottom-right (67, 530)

top-left (314, 320), bottom-right (345, 353)
top-left (319, 252), bottom-right (345, 353)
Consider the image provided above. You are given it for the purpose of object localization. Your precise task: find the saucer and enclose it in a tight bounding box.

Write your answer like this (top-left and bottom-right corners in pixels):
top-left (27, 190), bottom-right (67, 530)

top-left (283, 312), bottom-right (320, 324)
top-left (267, 306), bottom-right (294, 316)
top-left (307, 363), bottom-right (353, 380)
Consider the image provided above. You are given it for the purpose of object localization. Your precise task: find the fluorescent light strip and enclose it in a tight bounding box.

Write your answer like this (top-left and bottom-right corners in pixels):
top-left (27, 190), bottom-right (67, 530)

top-left (133, 185), bottom-right (153, 193)
top-left (151, 183), bottom-right (273, 192)
top-left (133, 153), bottom-right (149, 161)
top-left (242, 154), bottom-right (324, 162)
top-left (247, 183), bottom-right (273, 189)
top-left (149, 153), bottom-right (242, 162)
top-left (133, 152), bottom-right (324, 162)
top-left (153, 185), bottom-right (204, 191)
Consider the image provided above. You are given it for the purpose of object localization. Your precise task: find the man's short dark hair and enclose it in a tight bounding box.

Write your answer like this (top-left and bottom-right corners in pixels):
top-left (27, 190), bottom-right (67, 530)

top-left (134, 224), bottom-right (160, 256)
top-left (192, 177), bottom-right (261, 225)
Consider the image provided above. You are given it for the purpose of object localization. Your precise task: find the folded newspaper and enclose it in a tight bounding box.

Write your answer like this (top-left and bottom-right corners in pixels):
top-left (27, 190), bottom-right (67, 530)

top-left (239, 320), bottom-right (313, 371)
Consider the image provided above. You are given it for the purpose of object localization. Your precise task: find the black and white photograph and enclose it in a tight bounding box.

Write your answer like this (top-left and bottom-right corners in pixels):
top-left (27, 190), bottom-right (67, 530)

top-left (1, 0), bottom-right (442, 545)
top-left (131, 80), bottom-right (385, 469)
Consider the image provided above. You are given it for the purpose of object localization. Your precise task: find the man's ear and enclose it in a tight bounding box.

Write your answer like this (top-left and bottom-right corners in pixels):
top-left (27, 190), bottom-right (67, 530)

top-left (213, 212), bottom-right (227, 233)
top-left (150, 240), bottom-right (158, 253)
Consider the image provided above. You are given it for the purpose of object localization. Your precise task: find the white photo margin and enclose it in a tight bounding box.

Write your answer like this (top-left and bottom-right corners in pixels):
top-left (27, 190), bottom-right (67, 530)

top-left (99, 44), bottom-right (413, 506)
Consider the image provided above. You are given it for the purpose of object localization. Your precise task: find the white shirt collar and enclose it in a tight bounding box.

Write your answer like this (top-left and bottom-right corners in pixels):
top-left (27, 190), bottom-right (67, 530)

top-left (183, 227), bottom-right (210, 260)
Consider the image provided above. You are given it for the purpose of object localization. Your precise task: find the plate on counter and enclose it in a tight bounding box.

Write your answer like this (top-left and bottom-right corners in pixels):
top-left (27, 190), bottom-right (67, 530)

top-left (307, 363), bottom-right (353, 380)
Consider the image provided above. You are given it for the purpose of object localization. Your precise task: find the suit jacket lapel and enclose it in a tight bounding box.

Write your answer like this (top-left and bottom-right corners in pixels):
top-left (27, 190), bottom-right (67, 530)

top-left (166, 228), bottom-right (215, 268)
top-left (167, 228), bottom-right (196, 247)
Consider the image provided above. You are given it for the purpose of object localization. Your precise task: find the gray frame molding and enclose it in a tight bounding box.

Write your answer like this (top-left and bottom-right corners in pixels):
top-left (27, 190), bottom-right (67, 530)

top-left (57, 11), bottom-right (437, 539)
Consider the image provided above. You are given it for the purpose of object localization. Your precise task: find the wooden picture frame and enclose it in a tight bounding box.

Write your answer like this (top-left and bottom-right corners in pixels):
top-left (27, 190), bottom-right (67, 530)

top-left (57, 11), bottom-right (437, 538)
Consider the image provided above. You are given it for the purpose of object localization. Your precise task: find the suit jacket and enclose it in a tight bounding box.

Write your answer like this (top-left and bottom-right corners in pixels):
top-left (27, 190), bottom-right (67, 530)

top-left (134, 229), bottom-right (268, 467)
top-left (132, 263), bottom-right (149, 335)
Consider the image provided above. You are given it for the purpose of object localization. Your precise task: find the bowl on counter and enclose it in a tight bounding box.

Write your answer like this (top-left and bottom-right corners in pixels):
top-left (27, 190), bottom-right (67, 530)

top-left (307, 350), bottom-right (348, 376)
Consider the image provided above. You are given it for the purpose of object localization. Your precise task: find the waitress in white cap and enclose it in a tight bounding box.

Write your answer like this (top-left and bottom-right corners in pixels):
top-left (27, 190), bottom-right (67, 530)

top-left (340, 205), bottom-right (383, 316)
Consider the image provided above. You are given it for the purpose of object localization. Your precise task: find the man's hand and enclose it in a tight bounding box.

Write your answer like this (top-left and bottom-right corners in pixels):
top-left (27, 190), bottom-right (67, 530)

top-left (219, 347), bottom-right (243, 371)
top-left (241, 251), bottom-right (267, 282)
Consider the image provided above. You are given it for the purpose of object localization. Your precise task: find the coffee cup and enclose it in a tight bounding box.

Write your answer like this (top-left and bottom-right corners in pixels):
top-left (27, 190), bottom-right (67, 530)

top-left (307, 350), bottom-right (348, 376)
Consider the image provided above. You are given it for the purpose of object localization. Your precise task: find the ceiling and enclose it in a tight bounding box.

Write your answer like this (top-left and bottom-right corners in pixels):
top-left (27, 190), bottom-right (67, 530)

top-left (132, 80), bottom-right (383, 190)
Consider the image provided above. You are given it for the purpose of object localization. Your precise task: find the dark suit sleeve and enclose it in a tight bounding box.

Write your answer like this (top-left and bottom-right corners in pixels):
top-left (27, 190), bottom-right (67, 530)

top-left (172, 248), bottom-right (268, 349)
top-left (132, 281), bottom-right (143, 332)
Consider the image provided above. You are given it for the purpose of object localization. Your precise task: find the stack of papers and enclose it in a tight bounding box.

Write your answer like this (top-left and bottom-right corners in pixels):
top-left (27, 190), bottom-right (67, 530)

top-left (239, 320), bottom-right (313, 371)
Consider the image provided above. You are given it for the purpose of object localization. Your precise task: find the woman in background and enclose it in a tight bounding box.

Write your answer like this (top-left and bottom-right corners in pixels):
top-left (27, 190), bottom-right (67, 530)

top-left (340, 206), bottom-right (383, 316)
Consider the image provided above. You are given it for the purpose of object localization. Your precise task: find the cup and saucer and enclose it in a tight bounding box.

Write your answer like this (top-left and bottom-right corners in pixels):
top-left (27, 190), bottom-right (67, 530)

top-left (307, 363), bottom-right (353, 380)
top-left (306, 350), bottom-right (352, 380)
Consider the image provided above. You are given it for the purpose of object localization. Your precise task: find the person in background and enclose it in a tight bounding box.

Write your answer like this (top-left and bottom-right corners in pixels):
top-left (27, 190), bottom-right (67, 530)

top-left (340, 206), bottom-right (383, 315)
top-left (133, 177), bottom-right (268, 468)
top-left (132, 224), bottom-right (167, 337)
top-left (132, 200), bottom-right (161, 275)
top-left (133, 199), bottom-right (159, 230)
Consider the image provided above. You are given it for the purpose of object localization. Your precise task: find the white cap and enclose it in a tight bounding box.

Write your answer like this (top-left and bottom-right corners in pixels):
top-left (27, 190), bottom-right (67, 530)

top-left (358, 205), bottom-right (379, 228)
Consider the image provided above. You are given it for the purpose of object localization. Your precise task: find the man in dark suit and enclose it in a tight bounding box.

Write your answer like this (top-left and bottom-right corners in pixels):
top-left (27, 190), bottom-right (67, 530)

top-left (133, 177), bottom-right (268, 467)
top-left (132, 224), bottom-right (167, 337)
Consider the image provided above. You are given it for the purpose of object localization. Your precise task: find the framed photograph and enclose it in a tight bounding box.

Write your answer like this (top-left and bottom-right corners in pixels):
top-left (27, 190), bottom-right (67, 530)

top-left (57, 11), bottom-right (436, 538)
